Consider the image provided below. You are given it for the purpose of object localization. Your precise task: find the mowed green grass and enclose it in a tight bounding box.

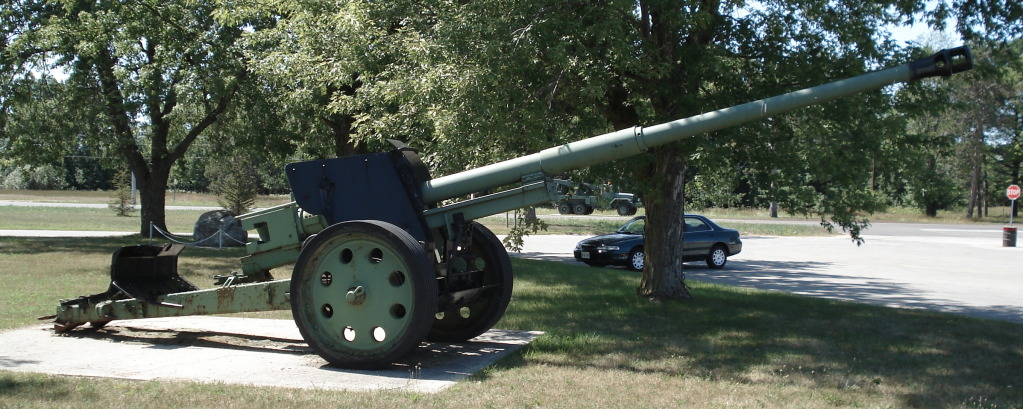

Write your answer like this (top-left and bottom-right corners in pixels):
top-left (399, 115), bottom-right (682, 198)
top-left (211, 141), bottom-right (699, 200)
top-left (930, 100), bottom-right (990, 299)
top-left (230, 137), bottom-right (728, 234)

top-left (1, 236), bottom-right (1021, 408)
top-left (0, 204), bottom-right (833, 239)
top-left (0, 206), bottom-right (209, 233)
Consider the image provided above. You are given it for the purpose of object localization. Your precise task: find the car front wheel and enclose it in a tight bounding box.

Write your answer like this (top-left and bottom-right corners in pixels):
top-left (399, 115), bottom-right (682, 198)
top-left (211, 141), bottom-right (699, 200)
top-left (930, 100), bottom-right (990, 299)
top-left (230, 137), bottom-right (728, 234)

top-left (706, 245), bottom-right (728, 269)
top-left (628, 248), bottom-right (644, 271)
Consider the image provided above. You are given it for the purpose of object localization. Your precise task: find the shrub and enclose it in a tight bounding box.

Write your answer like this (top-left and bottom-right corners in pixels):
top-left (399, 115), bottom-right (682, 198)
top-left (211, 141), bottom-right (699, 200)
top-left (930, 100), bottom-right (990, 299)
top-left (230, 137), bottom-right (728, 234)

top-left (206, 155), bottom-right (259, 215)
top-left (108, 167), bottom-right (136, 217)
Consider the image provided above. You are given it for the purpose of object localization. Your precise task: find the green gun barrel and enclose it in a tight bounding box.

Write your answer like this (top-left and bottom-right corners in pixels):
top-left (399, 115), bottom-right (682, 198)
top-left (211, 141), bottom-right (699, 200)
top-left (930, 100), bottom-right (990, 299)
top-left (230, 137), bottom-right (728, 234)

top-left (422, 46), bottom-right (972, 205)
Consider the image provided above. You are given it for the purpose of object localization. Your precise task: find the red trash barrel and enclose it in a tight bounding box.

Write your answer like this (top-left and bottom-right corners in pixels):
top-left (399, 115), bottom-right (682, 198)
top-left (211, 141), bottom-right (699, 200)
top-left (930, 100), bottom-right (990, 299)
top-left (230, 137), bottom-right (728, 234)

top-left (1003, 227), bottom-right (1017, 247)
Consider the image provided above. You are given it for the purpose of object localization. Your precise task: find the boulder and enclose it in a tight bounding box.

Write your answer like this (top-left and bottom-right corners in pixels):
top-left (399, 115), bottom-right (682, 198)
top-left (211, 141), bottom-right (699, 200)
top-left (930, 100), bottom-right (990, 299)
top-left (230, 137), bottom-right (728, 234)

top-left (193, 210), bottom-right (248, 248)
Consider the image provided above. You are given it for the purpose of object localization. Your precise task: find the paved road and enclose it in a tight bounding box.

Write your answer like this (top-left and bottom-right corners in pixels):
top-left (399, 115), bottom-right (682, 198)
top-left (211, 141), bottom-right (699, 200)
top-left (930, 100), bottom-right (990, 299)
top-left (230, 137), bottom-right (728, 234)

top-left (512, 229), bottom-right (1023, 324)
top-left (863, 221), bottom-right (1005, 237)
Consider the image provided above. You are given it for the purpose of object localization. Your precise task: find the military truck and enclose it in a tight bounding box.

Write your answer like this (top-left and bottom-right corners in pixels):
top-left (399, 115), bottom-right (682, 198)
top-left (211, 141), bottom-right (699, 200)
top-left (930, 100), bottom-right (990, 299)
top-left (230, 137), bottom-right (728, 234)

top-left (552, 180), bottom-right (641, 216)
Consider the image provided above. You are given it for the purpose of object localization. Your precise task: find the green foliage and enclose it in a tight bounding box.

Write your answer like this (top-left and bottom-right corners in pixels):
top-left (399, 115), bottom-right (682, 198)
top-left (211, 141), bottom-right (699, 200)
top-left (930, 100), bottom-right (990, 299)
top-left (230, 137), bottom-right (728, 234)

top-left (0, 161), bottom-right (66, 190)
top-left (206, 155), bottom-right (259, 215)
top-left (64, 151), bottom-right (115, 191)
top-left (3, 0), bottom-right (256, 233)
top-left (169, 153), bottom-right (212, 193)
top-left (207, 0), bottom-right (1022, 298)
top-left (5, 0), bottom-right (1023, 295)
top-left (501, 207), bottom-right (549, 252)
top-left (107, 167), bottom-right (136, 217)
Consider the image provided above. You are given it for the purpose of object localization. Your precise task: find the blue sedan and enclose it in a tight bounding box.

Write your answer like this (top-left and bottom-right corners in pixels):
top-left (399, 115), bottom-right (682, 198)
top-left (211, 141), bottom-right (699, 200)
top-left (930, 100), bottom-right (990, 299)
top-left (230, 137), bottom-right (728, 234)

top-left (573, 215), bottom-right (742, 271)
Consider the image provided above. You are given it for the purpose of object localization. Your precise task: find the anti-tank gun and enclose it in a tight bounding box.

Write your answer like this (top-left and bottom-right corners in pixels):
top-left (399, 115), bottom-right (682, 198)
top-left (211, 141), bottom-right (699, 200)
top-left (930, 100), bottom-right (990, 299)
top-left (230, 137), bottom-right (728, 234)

top-left (51, 47), bottom-right (973, 368)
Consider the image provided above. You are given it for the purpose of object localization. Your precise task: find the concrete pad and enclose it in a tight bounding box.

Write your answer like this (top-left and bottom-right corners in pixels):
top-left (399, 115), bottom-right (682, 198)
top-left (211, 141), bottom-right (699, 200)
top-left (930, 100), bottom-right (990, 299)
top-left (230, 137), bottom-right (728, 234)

top-left (0, 316), bottom-right (542, 392)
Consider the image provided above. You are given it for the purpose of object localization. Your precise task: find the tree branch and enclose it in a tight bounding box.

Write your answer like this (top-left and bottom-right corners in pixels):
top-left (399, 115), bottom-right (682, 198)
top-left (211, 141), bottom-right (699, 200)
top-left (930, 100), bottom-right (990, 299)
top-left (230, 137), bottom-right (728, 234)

top-left (168, 68), bottom-right (248, 162)
top-left (93, 47), bottom-right (146, 173)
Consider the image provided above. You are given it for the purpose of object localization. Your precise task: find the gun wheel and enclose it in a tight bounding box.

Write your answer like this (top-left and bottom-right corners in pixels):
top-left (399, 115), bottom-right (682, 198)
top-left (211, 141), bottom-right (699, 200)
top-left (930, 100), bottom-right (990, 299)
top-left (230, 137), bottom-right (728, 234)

top-left (428, 223), bottom-right (513, 342)
top-left (290, 220), bottom-right (437, 369)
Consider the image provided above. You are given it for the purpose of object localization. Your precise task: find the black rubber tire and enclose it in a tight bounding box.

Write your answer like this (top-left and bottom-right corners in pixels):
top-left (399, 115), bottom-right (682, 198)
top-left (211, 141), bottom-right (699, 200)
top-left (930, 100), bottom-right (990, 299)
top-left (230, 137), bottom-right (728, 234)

top-left (706, 244), bottom-right (728, 269)
top-left (628, 248), bottom-right (645, 271)
top-left (428, 223), bottom-right (514, 342)
top-left (558, 202), bottom-right (572, 214)
top-left (572, 203), bottom-right (588, 215)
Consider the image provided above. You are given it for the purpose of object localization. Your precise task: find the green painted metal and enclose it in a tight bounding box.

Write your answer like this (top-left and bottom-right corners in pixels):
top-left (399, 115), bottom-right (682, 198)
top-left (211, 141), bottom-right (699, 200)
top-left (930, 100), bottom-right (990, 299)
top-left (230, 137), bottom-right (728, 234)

top-left (54, 280), bottom-right (291, 330)
top-left (52, 203), bottom-right (328, 331)
top-left (288, 220), bottom-right (437, 368)
top-left (237, 201), bottom-right (327, 276)
top-left (423, 180), bottom-right (551, 230)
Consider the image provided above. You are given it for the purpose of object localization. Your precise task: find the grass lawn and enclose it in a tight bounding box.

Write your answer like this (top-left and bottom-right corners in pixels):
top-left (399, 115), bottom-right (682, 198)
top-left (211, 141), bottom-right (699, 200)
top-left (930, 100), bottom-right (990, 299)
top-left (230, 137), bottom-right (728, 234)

top-left (0, 199), bottom-right (834, 238)
top-left (0, 206), bottom-right (210, 233)
top-left (0, 189), bottom-right (292, 208)
top-left (1, 236), bottom-right (1021, 408)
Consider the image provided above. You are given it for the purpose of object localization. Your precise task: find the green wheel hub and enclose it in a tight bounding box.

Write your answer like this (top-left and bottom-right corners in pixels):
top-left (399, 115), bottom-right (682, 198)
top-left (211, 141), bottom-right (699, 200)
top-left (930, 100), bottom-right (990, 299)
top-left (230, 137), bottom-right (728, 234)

top-left (290, 221), bottom-right (437, 368)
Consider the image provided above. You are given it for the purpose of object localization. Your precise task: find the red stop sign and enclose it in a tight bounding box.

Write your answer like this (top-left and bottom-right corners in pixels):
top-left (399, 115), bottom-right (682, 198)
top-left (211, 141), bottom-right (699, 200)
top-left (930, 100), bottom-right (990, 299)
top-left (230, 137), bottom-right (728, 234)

top-left (1008, 185), bottom-right (1021, 200)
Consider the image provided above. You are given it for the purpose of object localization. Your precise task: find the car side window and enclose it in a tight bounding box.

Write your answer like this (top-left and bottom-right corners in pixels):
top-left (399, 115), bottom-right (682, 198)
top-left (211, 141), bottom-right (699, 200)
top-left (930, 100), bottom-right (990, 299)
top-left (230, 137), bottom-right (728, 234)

top-left (684, 217), bottom-right (710, 232)
top-left (624, 219), bottom-right (645, 234)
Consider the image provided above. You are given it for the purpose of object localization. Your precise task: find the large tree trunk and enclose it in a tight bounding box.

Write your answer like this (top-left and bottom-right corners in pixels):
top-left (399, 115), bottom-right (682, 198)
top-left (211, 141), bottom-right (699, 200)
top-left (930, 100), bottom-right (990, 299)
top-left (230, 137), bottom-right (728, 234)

top-left (637, 145), bottom-right (691, 300)
top-left (925, 156), bottom-right (939, 217)
top-left (967, 127), bottom-right (983, 219)
top-left (323, 80), bottom-right (365, 158)
top-left (135, 166), bottom-right (170, 236)
top-left (323, 113), bottom-right (362, 158)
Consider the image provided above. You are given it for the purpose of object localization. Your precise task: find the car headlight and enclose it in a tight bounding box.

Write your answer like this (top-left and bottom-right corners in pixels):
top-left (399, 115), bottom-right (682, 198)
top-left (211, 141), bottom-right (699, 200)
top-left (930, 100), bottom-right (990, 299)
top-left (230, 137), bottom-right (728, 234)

top-left (597, 245), bottom-right (619, 251)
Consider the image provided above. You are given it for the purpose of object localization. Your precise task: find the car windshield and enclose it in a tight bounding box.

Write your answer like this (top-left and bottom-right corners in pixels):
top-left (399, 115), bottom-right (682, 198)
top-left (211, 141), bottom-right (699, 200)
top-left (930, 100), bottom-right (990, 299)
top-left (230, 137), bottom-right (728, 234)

top-left (616, 218), bottom-right (645, 234)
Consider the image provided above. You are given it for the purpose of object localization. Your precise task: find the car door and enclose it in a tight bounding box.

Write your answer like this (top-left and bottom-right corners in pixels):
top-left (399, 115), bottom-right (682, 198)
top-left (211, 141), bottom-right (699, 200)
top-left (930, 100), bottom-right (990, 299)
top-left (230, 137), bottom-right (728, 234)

top-left (682, 216), bottom-right (713, 258)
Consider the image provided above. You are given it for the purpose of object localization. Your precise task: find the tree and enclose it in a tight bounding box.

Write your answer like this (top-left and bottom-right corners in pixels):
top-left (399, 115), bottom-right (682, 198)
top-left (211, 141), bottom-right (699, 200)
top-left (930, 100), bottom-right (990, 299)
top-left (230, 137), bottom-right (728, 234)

top-left (108, 166), bottom-right (135, 217)
top-left (2, 0), bottom-right (250, 234)
top-left (404, 0), bottom-right (924, 299)
top-left (977, 41), bottom-right (1023, 218)
top-left (215, 0), bottom-right (414, 161)
top-left (207, 154), bottom-right (259, 215)
top-left (933, 45), bottom-right (1022, 219)
top-left (435, 1), bottom-right (1021, 299)
top-left (242, 0), bottom-right (1018, 301)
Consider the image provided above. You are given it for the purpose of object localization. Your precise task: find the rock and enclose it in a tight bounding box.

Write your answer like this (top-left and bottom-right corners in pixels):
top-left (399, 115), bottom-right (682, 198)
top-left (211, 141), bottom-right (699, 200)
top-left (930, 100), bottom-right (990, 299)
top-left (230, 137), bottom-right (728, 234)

top-left (193, 210), bottom-right (248, 248)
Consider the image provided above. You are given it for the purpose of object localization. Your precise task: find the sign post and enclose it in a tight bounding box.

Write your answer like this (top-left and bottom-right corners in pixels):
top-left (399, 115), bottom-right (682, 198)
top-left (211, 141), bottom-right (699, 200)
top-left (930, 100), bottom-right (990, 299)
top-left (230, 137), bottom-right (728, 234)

top-left (1005, 185), bottom-right (1020, 247)
top-left (1008, 184), bottom-right (1020, 225)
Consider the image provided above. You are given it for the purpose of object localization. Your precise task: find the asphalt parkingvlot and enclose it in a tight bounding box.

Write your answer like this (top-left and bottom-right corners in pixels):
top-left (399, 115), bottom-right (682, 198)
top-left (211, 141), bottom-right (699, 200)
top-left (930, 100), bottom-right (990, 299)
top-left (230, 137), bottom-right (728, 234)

top-left (514, 228), bottom-right (1023, 324)
top-left (1, 222), bottom-right (1021, 392)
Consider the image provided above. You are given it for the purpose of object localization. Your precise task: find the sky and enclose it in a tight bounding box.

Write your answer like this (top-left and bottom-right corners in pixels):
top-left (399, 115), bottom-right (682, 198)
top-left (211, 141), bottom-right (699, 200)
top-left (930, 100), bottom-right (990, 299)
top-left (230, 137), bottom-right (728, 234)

top-left (888, 21), bottom-right (958, 47)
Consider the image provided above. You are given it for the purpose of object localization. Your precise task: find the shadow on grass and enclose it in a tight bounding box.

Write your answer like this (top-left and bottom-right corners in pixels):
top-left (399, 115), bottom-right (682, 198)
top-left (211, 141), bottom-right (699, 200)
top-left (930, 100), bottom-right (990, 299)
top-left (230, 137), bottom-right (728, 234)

top-left (0, 236), bottom-right (145, 255)
top-left (0, 236), bottom-right (245, 257)
top-left (0, 373), bottom-right (72, 400)
top-left (506, 258), bottom-right (1023, 407)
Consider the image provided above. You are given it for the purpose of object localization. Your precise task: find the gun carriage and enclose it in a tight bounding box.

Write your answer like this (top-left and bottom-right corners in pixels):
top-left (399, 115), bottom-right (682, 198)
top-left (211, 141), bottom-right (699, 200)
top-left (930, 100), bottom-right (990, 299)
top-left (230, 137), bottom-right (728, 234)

top-left (51, 47), bottom-right (973, 368)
